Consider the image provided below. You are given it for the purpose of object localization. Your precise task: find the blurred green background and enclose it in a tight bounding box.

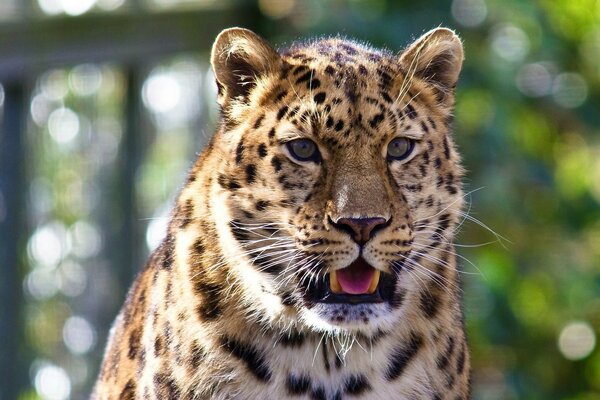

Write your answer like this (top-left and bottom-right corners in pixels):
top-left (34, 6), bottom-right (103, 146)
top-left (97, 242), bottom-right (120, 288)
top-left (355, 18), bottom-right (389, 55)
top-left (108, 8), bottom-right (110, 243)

top-left (0, 0), bottom-right (598, 399)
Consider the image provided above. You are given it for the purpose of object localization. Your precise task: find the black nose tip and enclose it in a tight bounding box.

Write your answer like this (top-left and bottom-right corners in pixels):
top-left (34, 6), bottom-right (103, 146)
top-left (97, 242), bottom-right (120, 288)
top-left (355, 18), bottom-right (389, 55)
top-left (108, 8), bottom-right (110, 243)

top-left (332, 217), bottom-right (389, 245)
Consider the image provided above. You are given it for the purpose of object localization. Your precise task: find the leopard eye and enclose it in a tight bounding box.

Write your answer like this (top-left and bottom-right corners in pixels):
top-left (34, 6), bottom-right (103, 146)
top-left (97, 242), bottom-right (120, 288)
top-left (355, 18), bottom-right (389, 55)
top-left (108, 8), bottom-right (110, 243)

top-left (386, 137), bottom-right (414, 161)
top-left (286, 139), bottom-right (321, 163)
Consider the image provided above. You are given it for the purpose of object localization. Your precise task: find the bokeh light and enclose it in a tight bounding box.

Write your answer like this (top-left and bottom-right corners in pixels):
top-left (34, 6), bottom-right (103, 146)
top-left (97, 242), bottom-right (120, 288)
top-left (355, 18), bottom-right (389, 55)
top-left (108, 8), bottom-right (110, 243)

top-left (47, 108), bottom-right (80, 144)
top-left (34, 363), bottom-right (71, 400)
top-left (37, 0), bottom-right (98, 16)
top-left (63, 316), bottom-right (96, 354)
top-left (27, 222), bottom-right (69, 269)
top-left (258, 0), bottom-right (296, 19)
top-left (69, 64), bottom-right (103, 97)
top-left (552, 72), bottom-right (588, 108)
top-left (96, 0), bottom-right (126, 10)
top-left (142, 71), bottom-right (181, 114)
top-left (516, 62), bottom-right (553, 97)
top-left (451, 0), bottom-right (487, 27)
top-left (558, 321), bottom-right (596, 361)
top-left (490, 24), bottom-right (530, 62)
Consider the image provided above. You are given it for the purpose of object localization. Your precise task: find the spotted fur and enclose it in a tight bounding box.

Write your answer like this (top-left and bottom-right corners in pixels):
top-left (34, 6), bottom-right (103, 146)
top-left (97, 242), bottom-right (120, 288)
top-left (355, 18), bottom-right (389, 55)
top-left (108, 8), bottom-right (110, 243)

top-left (93, 27), bottom-right (471, 399)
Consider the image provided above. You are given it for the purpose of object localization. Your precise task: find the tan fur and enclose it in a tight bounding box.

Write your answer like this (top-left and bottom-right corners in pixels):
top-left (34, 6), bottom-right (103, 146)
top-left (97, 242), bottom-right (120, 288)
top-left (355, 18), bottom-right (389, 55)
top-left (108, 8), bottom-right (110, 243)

top-left (93, 27), bottom-right (471, 399)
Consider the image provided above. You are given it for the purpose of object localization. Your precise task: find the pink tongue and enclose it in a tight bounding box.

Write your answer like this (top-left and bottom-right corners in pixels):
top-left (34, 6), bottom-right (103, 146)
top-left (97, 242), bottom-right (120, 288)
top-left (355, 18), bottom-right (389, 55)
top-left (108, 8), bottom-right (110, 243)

top-left (336, 259), bottom-right (375, 295)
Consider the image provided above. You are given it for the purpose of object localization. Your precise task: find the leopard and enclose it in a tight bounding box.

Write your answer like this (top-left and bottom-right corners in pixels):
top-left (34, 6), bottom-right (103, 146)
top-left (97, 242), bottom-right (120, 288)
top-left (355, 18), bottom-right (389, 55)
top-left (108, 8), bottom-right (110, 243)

top-left (93, 26), bottom-right (470, 400)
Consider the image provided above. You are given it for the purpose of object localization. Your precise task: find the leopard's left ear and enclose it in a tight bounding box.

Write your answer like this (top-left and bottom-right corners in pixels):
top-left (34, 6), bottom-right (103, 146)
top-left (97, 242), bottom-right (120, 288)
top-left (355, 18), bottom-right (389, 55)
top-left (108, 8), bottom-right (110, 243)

top-left (211, 27), bottom-right (283, 107)
top-left (400, 28), bottom-right (464, 96)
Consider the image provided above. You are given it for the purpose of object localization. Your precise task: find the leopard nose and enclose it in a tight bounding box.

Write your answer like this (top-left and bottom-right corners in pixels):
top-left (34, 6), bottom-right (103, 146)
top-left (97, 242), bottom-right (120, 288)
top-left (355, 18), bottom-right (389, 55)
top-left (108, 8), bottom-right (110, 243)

top-left (332, 217), bottom-right (389, 245)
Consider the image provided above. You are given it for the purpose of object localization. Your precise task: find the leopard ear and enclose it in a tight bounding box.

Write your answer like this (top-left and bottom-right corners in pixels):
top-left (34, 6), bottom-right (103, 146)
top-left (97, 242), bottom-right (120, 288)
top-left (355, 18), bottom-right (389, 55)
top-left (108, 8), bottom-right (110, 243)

top-left (400, 28), bottom-right (464, 96)
top-left (211, 28), bottom-right (282, 106)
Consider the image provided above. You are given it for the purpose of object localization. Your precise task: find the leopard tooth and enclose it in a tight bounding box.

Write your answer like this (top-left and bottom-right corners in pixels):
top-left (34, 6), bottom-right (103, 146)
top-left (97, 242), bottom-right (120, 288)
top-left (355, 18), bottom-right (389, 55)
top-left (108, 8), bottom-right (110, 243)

top-left (330, 270), bottom-right (343, 294)
top-left (367, 270), bottom-right (380, 294)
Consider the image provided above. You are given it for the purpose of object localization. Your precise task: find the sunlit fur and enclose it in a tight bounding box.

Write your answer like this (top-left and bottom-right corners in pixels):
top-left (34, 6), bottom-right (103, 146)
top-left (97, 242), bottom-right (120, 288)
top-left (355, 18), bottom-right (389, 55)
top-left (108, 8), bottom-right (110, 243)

top-left (94, 27), bottom-right (472, 399)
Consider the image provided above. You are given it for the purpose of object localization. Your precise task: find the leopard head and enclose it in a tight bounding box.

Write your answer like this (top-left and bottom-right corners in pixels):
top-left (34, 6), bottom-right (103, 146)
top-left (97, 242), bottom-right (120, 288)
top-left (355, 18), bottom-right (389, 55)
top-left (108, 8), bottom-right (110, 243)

top-left (208, 27), bottom-right (464, 336)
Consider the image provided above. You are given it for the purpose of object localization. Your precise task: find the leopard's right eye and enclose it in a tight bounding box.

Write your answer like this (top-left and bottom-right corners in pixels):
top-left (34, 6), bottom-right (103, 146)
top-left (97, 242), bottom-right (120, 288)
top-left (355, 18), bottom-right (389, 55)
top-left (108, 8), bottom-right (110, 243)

top-left (286, 139), bottom-right (321, 163)
top-left (386, 137), bottom-right (415, 162)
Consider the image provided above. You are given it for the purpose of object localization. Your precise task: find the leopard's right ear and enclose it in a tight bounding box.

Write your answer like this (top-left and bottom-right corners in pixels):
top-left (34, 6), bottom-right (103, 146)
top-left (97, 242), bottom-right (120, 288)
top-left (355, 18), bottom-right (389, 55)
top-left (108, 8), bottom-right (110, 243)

top-left (211, 28), bottom-right (282, 107)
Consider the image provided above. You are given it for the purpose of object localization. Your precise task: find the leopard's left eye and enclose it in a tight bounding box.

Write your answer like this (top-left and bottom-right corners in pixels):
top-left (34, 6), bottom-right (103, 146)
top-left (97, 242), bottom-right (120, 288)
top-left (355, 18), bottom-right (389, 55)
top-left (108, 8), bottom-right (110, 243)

top-left (386, 137), bottom-right (415, 161)
top-left (286, 139), bottom-right (321, 163)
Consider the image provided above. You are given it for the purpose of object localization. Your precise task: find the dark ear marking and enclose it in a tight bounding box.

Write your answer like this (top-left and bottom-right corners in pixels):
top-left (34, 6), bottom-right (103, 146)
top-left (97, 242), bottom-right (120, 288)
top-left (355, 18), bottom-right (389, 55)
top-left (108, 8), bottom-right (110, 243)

top-left (211, 28), bottom-right (284, 106)
top-left (400, 28), bottom-right (464, 98)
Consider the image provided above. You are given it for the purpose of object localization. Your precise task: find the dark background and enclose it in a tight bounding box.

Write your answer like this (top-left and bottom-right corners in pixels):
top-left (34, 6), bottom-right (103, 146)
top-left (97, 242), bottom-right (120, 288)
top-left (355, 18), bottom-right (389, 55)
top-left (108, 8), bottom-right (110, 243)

top-left (0, 0), bottom-right (598, 399)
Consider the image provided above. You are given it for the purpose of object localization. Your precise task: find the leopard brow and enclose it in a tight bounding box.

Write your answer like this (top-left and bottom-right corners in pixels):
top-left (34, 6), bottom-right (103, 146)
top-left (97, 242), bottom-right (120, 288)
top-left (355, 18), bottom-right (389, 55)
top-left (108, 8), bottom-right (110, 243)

top-left (276, 129), bottom-right (316, 144)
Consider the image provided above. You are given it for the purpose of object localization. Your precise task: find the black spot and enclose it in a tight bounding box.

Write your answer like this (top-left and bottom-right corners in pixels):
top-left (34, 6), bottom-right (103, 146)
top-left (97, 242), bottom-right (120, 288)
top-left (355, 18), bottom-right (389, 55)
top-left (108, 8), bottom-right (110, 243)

top-left (420, 121), bottom-right (430, 134)
top-left (344, 374), bottom-right (371, 395)
top-left (369, 113), bottom-right (385, 128)
top-left (279, 330), bottom-right (305, 347)
top-left (245, 164), bottom-right (256, 184)
top-left (271, 156), bottom-right (282, 172)
top-left (425, 195), bottom-right (435, 208)
top-left (229, 220), bottom-right (250, 243)
top-left (190, 341), bottom-right (206, 369)
top-left (296, 70), bottom-right (313, 84)
top-left (235, 140), bottom-right (244, 164)
top-left (221, 336), bottom-right (272, 381)
top-left (378, 69), bottom-right (392, 86)
top-left (127, 328), bottom-right (141, 359)
top-left (178, 198), bottom-right (194, 229)
top-left (311, 386), bottom-right (327, 400)
top-left (120, 379), bottom-right (136, 400)
top-left (191, 237), bottom-right (205, 256)
top-left (436, 337), bottom-right (455, 370)
top-left (277, 105), bottom-right (289, 120)
top-left (228, 180), bottom-right (241, 190)
top-left (403, 184), bottom-right (422, 192)
top-left (420, 290), bottom-right (441, 318)
top-left (381, 91), bottom-right (393, 103)
top-left (434, 157), bottom-right (442, 169)
top-left (326, 116), bottom-right (334, 128)
top-left (153, 373), bottom-right (179, 400)
top-left (154, 336), bottom-right (163, 357)
top-left (257, 143), bottom-right (268, 158)
top-left (253, 114), bottom-right (265, 129)
top-left (253, 253), bottom-right (283, 275)
top-left (268, 128), bottom-right (276, 139)
top-left (443, 136), bottom-right (451, 159)
top-left (325, 65), bottom-right (335, 75)
top-left (313, 92), bottom-right (326, 104)
top-left (161, 234), bottom-right (175, 270)
top-left (386, 332), bottom-right (423, 380)
top-left (286, 374), bottom-right (311, 395)
top-left (405, 103), bottom-right (418, 119)
top-left (341, 43), bottom-right (358, 54)
top-left (322, 341), bottom-right (331, 372)
top-left (428, 116), bottom-right (437, 130)
top-left (255, 200), bottom-right (270, 211)
top-left (358, 64), bottom-right (368, 75)
top-left (334, 120), bottom-right (344, 132)
top-left (281, 291), bottom-right (296, 306)
top-left (308, 78), bottom-right (321, 90)
top-left (292, 65), bottom-right (309, 75)
top-left (456, 343), bottom-right (466, 375)
top-left (194, 280), bottom-right (223, 321)
top-left (335, 352), bottom-right (343, 369)
top-left (275, 91), bottom-right (288, 102)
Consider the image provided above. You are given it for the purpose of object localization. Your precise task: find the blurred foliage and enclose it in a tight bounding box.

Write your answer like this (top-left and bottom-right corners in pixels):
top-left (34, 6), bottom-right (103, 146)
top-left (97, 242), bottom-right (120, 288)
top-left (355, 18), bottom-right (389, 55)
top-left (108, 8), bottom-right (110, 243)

top-left (4, 0), bottom-right (599, 399)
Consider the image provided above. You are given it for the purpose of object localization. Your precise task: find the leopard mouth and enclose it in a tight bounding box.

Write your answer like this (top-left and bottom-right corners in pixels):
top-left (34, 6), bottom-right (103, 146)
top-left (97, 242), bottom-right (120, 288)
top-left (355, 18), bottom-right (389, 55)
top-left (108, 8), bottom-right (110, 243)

top-left (300, 257), bottom-right (397, 305)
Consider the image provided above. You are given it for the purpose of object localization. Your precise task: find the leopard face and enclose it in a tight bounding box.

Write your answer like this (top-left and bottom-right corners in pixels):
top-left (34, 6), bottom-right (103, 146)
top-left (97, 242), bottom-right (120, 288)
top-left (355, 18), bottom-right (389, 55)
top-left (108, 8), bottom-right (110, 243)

top-left (210, 28), bottom-right (464, 336)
